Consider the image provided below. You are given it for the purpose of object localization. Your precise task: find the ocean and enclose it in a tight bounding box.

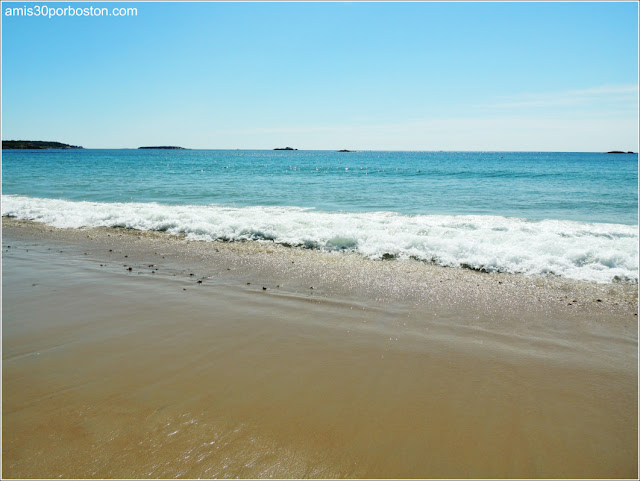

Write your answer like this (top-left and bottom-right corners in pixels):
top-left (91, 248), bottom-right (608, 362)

top-left (2, 149), bottom-right (638, 283)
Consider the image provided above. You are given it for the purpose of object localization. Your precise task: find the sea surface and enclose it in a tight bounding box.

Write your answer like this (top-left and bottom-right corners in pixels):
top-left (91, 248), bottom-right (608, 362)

top-left (2, 149), bottom-right (638, 283)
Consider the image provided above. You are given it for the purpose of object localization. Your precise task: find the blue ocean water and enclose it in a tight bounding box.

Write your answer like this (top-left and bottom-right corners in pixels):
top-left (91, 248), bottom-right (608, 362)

top-left (2, 150), bottom-right (638, 282)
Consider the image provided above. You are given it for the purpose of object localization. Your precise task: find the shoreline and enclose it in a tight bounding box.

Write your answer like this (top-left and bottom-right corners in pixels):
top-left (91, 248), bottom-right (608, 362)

top-left (3, 193), bottom-right (638, 285)
top-left (2, 217), bottom-right (638, 478)
top-left (3, 217), bottom-right (638, 319)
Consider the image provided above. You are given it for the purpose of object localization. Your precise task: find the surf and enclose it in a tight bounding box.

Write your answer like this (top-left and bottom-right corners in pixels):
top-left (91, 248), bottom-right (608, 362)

top-left (3, 195), bottom-right (637, 284)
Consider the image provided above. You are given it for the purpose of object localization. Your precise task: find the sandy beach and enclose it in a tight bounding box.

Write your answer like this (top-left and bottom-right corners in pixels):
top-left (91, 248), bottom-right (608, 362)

top-left (2, 217), bottom-right (638, 478)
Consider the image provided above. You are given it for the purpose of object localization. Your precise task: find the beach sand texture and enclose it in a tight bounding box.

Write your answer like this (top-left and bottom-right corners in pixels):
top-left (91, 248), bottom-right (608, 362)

top-left (2, 218), bottom-right (638, 478)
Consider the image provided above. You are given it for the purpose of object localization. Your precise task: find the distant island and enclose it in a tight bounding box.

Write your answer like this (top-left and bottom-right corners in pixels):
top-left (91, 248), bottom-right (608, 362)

top-left (337, 149), bottom-right (355, 152)
top-left (138, 146), bottom-right (186, 150)
top-left (606, 151), bottom-right (635, 154)
top-left (2, 140), bottom-right (83, 149)
top-left (274, 147), bottom-right (297, 151)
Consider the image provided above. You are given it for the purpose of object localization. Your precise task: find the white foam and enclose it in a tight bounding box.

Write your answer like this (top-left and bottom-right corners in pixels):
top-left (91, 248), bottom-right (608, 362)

top-left (3, 195), bottom-right (638, 283)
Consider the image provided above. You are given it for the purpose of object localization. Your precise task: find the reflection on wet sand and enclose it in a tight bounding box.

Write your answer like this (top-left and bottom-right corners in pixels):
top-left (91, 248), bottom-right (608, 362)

top-left (2, 220), bottom-right (638, 478)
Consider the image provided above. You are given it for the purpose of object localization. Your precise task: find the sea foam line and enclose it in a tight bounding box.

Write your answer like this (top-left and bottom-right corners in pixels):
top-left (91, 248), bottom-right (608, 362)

top-left (2, 195), bottom-right (638, 284)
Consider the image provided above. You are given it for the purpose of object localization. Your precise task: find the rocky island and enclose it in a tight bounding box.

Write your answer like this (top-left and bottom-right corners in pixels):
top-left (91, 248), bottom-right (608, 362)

top-left (2, 140), bottom-right (83, 149)
top-left (337, 149), bottom-right (355, 152)
top-left (606, 151), bottom-right (636, 154)
top-left (274, 147), bottom-right (298, 151)
top-left (138, 146), bottom-right (186, 150)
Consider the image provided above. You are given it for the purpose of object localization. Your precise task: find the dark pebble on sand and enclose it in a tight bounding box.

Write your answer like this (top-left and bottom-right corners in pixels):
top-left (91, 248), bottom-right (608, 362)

top-left (596, 299), bottom-right (602, 302)
top-left (190, 273), bottom-right (194, 276)
top-left (124, 255), bottom-right (128, 258)
top-left (127, 267), bottom-right (133, 271)
top-left (197, 280), bottom-right (202, 284)
top-left (263, 287), bottom-right (267, 290)
top-left (310, 286), bottom-right (314, 289)
top-left (109, 249), bottom-right (112, 252)
top-left (247, 282), bottom-right (251, 285)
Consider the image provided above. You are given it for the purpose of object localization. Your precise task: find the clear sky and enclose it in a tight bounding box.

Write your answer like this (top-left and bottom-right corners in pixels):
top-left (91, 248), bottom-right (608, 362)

top-left (1, 1), bottom-right (638, 151)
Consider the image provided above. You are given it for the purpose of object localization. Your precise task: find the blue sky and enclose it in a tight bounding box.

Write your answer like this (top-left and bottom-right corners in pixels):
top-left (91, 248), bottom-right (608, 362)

top-left (2, 1), bottom-right (638, 150)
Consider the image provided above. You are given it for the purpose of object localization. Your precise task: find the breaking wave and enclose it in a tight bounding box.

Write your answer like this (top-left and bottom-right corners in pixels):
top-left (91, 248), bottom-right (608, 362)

top-left (3, 195), bottom-right (638, 284)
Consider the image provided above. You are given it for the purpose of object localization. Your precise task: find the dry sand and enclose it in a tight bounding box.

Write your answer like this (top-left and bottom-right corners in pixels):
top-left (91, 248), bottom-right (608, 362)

top-left (2, 218), bottom-right (638, 478)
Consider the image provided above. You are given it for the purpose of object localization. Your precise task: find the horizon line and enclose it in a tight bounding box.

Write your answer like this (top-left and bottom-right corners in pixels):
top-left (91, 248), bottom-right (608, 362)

top-left (2, 147), bottom-right (637, 154)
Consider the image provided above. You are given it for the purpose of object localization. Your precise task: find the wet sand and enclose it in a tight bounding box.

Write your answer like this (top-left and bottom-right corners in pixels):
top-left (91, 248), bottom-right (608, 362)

top-left (2, 218), bottom-right (638, 478)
